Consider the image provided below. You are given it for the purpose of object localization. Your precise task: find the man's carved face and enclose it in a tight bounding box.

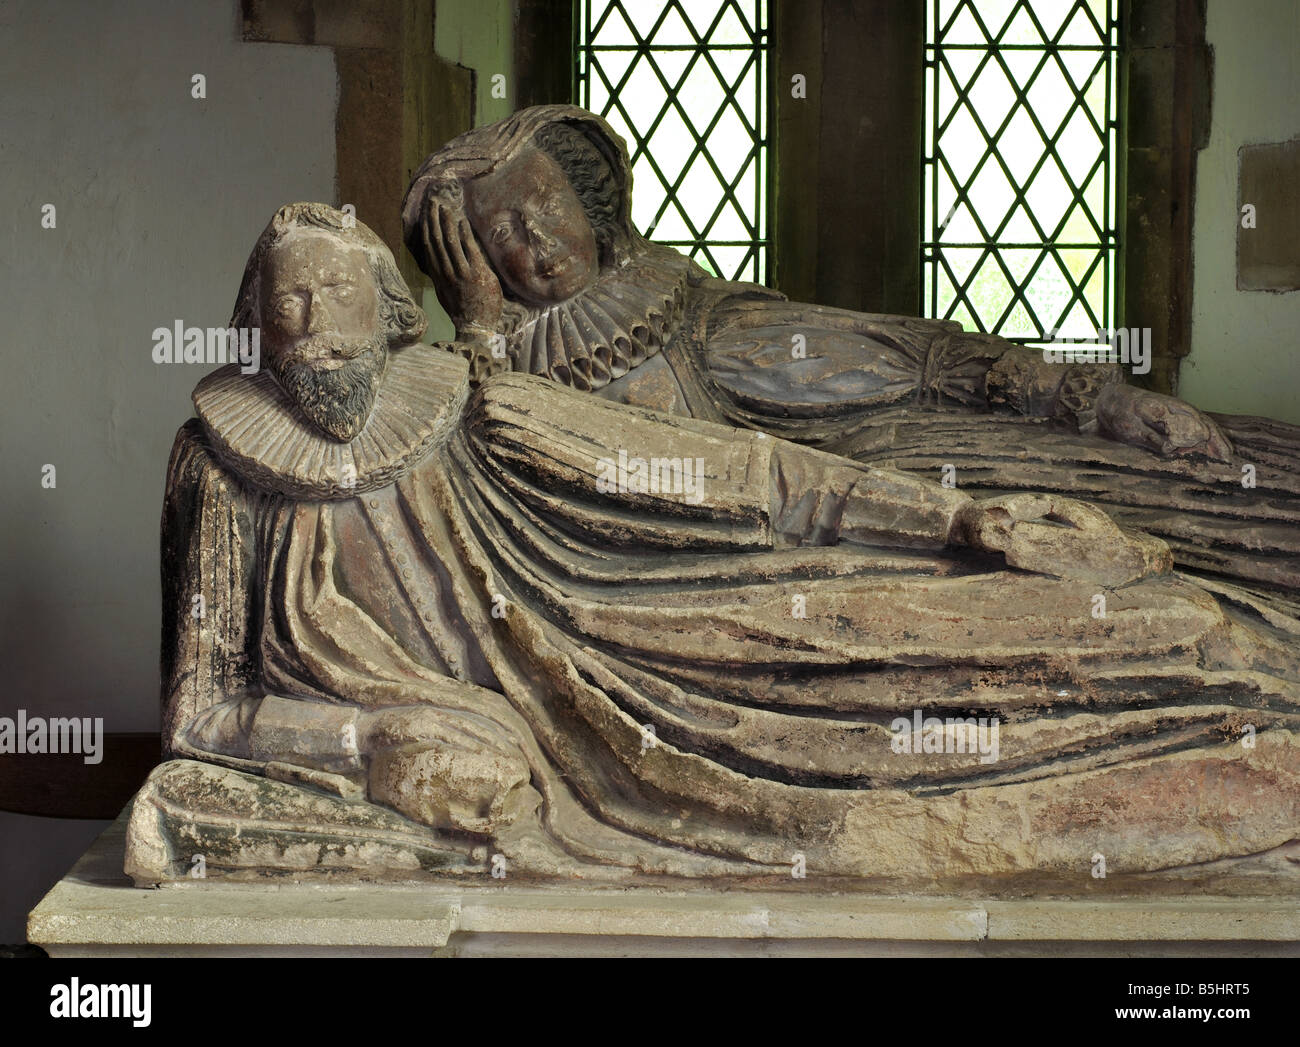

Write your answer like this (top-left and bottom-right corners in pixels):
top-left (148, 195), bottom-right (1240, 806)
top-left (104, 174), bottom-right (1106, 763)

top-left (260, 230), bottom-right (387, 442)
top-left (465, 145), bottom-right (599, 307)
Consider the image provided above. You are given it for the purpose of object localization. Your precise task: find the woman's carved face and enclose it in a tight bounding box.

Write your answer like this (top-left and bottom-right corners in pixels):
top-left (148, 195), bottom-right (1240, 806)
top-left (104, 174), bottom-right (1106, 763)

top-left (465, 145), bottom-right (599, 307)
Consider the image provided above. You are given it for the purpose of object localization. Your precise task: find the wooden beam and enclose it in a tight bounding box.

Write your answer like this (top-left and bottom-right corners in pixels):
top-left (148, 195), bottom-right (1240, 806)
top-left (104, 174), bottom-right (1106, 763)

top-left (0, 734), bottom-right (160, 819)
top-left (773, 0), bottom-right (924, 314)
top-left (1122, 0), bottom-right (1211, 393)
top-left (240, 0), bottom-right (476, 292)
top-left (513, 0), bottom-right (575, 109)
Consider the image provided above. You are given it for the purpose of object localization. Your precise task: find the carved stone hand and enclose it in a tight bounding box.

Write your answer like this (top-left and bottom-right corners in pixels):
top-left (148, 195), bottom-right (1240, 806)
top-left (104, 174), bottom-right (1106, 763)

top-left (1097, 383), bottom-right (1233, 462)
top-left (187, 696), bottom-right (533, 835)
top-left (359, 707), bottom-right (533, 835)
top-left (427, 199), bottom-right (504, 332)
top-left (954, 493), bottom-right (1173, 586)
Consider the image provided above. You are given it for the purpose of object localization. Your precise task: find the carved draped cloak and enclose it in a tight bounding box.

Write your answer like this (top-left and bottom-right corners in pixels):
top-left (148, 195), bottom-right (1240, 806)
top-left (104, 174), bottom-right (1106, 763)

top-left (137, 343), bottom-right (1300, 884)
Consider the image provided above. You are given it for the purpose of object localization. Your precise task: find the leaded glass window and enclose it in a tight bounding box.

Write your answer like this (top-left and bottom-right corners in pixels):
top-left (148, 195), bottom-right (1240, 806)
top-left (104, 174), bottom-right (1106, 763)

top-left (923, 0), bottom-right (1121, 343)
top-left (576, 0), bottom-right (769, 282)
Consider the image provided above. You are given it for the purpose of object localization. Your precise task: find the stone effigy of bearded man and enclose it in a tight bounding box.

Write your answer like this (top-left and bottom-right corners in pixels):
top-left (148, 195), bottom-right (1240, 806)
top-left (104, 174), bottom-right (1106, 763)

top-left (126, 202), bottom-right (1300, 887)
top-left (403, 104), bottom-right (1300, 615)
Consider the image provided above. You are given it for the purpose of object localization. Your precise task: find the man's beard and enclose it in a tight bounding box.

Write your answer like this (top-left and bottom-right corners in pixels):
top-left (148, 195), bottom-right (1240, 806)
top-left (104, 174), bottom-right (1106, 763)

top-left (273, 335), bottom-right (388, 442)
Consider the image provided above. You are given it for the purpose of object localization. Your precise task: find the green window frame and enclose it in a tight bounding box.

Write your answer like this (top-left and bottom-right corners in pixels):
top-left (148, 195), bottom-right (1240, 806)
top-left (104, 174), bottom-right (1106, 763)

top-left (923, 0), bottom-right (1122, 344)
top-left (575, 0), bottom-right (770, 282)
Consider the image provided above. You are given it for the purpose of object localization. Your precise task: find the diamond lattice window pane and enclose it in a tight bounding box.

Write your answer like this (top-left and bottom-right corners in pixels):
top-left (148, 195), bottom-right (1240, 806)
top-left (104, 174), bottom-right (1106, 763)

top-left (923, 0), bottom-right (1120, 342)
top-left (578, 1), bottom-right (769, 283)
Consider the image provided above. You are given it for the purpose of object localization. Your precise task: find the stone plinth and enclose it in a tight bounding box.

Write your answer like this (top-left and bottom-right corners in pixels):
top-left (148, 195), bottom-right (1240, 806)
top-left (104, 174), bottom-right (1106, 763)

top-left (27, 812), bottom-right (1300, 958)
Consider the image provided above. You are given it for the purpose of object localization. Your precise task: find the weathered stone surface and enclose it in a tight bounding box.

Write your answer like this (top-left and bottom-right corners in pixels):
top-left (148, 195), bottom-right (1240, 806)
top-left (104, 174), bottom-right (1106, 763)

top-left (125, 197), bottom-right (1300, 890)
top-left (125, 760), bottom-right (482, 884)
top-left (403, 105), bottom-right (1300, 601)
top-left (36, 814), bottom-right (1300, 956)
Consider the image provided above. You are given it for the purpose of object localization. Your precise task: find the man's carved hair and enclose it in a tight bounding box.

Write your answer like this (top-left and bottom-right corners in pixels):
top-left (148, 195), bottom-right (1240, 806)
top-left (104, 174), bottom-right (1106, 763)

top-left (231, 203), bottom-right (426, 347)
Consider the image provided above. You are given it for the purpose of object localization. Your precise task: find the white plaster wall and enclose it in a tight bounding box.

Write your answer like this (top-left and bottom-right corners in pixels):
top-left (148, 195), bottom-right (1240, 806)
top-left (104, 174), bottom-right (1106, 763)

top-left (1182, 0), bottom-right (1300, 422)
top-left (0, 0), bottom-right (336, 941)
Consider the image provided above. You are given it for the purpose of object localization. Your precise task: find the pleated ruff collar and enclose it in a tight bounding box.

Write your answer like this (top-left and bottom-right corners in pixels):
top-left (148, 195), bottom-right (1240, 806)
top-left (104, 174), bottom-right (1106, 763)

top-left (501, 243), bottom-right (691, 391)
top-left (193, 343), bottom-right (469, 500)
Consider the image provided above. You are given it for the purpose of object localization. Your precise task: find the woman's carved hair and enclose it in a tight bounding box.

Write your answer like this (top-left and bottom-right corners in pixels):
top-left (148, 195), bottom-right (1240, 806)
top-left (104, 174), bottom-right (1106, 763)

top-left (532, 121), bottom-right (623, 268)
top-left (402, 107), bottom-right (646, 297)
top-left (231, 202), bottom-right (426, 347)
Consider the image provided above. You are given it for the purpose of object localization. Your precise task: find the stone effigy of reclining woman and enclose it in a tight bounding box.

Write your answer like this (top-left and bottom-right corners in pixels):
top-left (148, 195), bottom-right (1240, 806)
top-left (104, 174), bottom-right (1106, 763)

top-left (402, 105), bottom-right (1300, 613)
top-left (125, 203), bottom-right (1300, 888)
